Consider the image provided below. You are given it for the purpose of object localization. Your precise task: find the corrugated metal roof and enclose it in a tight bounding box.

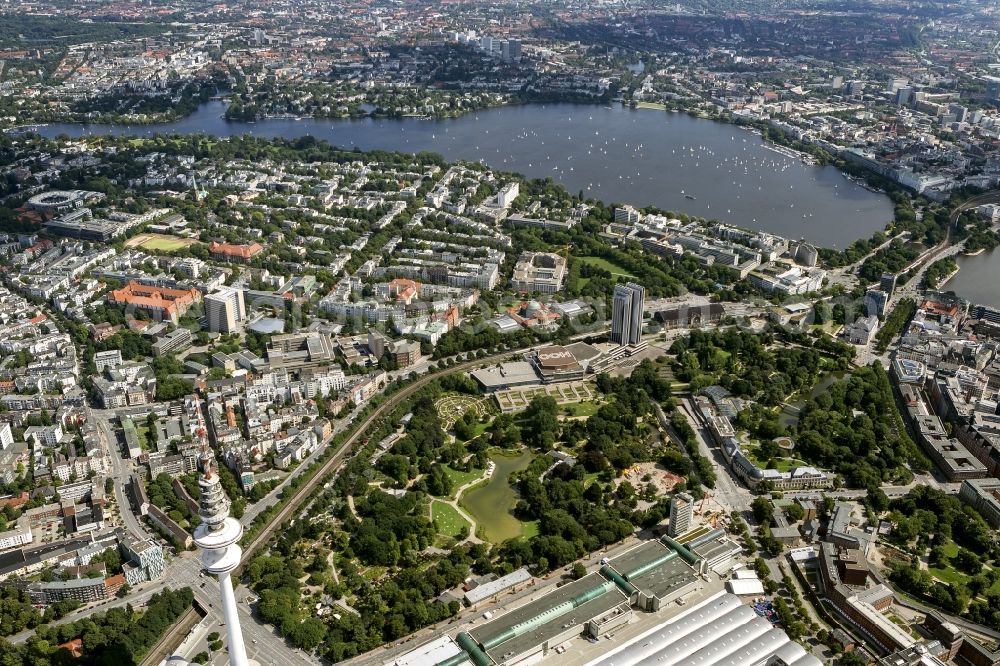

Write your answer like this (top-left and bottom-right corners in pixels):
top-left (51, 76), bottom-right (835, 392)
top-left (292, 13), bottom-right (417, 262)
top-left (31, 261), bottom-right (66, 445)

top-left (586, 593), bottom-right (814, 666)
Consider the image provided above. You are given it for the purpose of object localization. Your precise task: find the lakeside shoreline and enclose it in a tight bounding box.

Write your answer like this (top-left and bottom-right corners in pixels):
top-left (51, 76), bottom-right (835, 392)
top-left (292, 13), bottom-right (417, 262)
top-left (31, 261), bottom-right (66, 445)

top-left (28, 101), bottom-right (894, 249)
top-left (937, 266), bottom-right (961, 288)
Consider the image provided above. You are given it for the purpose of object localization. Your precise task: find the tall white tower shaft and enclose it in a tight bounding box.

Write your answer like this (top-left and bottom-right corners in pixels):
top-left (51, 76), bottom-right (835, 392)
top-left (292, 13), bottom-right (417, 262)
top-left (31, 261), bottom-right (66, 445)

top-left (194, 445), bottom-right (250, 666)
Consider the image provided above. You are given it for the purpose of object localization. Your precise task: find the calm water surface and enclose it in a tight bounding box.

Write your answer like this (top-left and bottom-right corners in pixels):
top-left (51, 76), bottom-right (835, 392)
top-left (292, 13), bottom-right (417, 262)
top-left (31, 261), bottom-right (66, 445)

top-left (943, 249), bottom-right (1000, 308)
top-left (40, 101), bottom-right (894, 248)
top-left (461, 450), bottom-right (532, 543)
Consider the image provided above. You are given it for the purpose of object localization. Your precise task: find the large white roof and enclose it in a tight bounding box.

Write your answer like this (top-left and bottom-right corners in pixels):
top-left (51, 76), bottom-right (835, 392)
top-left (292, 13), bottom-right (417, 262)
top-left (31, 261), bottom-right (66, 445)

top-left (584, 592), bottom-right (821, 666)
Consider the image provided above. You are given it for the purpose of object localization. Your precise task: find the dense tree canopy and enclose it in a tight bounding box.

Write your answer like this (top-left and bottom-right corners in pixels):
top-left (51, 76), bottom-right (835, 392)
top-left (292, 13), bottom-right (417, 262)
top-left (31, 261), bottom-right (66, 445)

top-left (0, 587), bottom-right (193, 665)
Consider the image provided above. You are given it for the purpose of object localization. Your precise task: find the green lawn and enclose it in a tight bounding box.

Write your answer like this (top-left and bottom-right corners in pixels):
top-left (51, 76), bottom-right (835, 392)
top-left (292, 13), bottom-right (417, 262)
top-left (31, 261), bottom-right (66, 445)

top-left (136, 425), bottom-right (151, 450)
top-left (635, 101), bottom-right (667, 110)
top-left (561, 400), bottom-right (603, 417)
top-left (576, 255), bottom-right (636, 279)
top-left (928, 565), bottom-right (969, 586)
top-left (926, 543), bottom-right (1000, 595)
top-left (744, 445), bottom-right (809, 473)
top-left (521, 520), bottom-right (540, 540)
top-left (441, 465), bottom-right (484, 497)
top-left (431, 500), bottom-right (471, 538)
top-left (462, 421), bottom-right (491, 441)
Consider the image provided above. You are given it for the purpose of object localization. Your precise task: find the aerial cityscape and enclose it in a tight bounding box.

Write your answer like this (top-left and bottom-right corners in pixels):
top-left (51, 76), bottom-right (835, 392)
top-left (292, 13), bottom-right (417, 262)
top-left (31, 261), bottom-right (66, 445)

top-left (0, 0), bottom-right (999, 665)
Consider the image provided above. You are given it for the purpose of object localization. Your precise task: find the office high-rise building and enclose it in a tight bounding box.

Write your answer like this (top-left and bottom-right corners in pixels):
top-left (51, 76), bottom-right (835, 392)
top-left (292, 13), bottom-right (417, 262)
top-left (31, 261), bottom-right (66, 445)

top-left (880, 272), bottom-right (897, 297)
top-left (503, 39), bottom-right (521, 61)
top-left (986, 76), bottom-right (1000, 103)
top-left (864, 289), bottom-right (889, 317)
top-left (205, 287), bottom-right (246, 333)
top-left (668, 492), bottom-right (694, 538)
top-left (611, 282), bottom-right (644, 346)
top-left (948, 103), bottom-right (968, 124)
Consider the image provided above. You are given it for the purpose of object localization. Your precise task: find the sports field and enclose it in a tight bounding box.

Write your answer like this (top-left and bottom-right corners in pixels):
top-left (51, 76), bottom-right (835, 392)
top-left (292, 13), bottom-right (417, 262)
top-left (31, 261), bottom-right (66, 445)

top-left (125, 233), bottom-right (199, 252)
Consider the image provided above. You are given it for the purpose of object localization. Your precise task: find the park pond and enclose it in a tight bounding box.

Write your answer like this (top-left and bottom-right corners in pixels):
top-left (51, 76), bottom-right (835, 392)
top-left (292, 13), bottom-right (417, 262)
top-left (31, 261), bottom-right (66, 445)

top-left (461, 449), bottom-right (533, 543)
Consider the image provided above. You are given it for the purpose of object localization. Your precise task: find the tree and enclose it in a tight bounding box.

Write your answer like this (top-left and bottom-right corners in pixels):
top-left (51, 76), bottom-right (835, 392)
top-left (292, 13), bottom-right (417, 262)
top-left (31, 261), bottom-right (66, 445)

top-left (838, 652), bottom-right (867, 666)
top-left (784, 503), bottom-right (805, 522)
top-left (752, 497), bottom-right (774, 526)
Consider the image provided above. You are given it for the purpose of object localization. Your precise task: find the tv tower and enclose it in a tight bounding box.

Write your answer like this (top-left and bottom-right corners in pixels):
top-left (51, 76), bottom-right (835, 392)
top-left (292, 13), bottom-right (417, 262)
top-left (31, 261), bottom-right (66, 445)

top-left (193, 427), bottom-right (250, 666)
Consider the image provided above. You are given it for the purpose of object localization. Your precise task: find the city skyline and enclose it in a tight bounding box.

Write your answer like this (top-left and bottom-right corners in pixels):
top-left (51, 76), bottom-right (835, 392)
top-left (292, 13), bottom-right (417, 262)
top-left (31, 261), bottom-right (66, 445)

top-left (0, 1), bottom-right (998, 665)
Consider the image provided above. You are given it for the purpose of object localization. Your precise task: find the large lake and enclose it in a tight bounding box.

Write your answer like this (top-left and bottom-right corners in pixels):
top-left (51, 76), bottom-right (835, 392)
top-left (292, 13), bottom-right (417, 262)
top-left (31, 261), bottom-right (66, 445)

top-left (39, 101), bottom-right (894, 248)
top-left (943, 249), bottom-right (1000, 308)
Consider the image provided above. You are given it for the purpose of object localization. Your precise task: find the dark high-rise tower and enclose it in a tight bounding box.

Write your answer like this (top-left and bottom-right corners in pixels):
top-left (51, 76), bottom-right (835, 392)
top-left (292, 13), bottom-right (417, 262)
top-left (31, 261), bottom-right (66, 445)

top-left (611, 282), bottom-right (645, 346)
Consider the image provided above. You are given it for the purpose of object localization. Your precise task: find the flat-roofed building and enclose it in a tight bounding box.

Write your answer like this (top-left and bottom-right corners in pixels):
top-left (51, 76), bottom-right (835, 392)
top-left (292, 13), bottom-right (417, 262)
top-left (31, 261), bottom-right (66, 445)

top-left (384, 635), bottom-right (466, 666)
top-left (205, 287), bottom-right (246, 333)
top-left (27, 576), bottom-right (108, 604)
top-left (119, 533), bottom-right (164, 585)
top-left (0, 516), bottom-right (31, 551)
top-left (510, 251), bottom-right (567, 293)
top-left (531, 345), bottom-right (585, 383)
top-left (689, 534), bottom-right (743, 575)
top-left (470, 362), bottom-right (542, 392)
top-left (266, 332), bottom-right (336, 370)
top-left (668, 492), bottom-right (694, 537)
top-left (152, 327), bottom-right (194, 357)
top-left (602, 539), bottom-right (702, 612)
top-left (463, 568), bottom-right (532, 606)
top-left (93, 350), bottom-right (123, 372)
top-left (390, 339), bottom-right (422, 369)
top-left (654, 303), bottom-right (725, 330)
top-left (44, 216), bottom-right (123, 242)
top-left (959, 478), bottom-right (1000, 528)
top-left (612, 282), bottom-right (645, 346)
top-left (466, 573), bottom-right (630, 666)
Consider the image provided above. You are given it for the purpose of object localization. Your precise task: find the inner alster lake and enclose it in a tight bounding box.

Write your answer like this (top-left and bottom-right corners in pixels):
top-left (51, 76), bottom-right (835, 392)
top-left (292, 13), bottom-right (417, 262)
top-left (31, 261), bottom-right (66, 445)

top-left (39, 101), bottom-right (894, 248)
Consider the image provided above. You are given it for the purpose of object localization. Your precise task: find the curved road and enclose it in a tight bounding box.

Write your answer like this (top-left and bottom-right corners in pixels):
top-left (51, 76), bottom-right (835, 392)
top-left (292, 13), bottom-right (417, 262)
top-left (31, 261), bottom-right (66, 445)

top-left (886, 189), bottom-right (1000, 312)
